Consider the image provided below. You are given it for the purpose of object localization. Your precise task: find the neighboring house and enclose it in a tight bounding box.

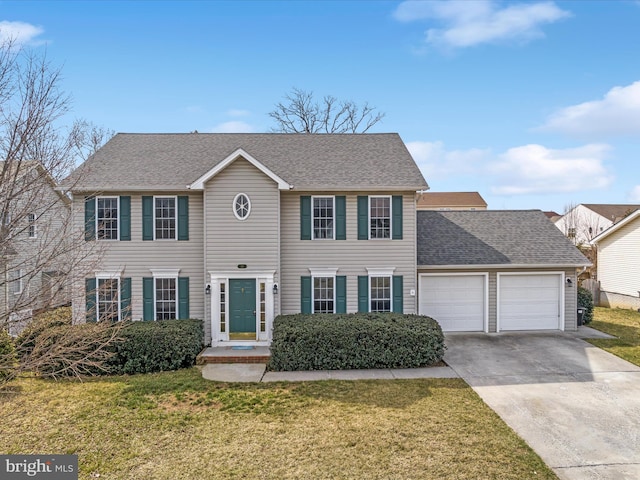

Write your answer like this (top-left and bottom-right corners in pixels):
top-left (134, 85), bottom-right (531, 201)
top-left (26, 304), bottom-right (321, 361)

top-left (0, 161), bottom-right (71, 335)
top-left (417, 210), bottom-right (590, 332)
top-left (63, 133), bottom-right (428, 346)
top-left (416, 191), bottom-right (487, 210)
top-left (543, 211), bottom-right (561, 222)
top-left (555, 204), bottom-right (640, 246)
top-left (591, 210), bottom-right (640, 310)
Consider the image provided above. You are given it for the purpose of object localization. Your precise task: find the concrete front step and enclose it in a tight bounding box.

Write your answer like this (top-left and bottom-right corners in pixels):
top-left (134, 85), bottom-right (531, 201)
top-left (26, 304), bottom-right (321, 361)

top-left (196, 346), bottom-right (271, 365)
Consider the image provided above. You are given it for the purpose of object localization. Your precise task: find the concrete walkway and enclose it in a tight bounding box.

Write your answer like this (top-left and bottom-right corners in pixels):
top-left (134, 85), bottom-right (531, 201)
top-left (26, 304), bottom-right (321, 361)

top-left (200, 363), bottom-right (458, 382)
top-left (444, 330), bottom-right (640, 480)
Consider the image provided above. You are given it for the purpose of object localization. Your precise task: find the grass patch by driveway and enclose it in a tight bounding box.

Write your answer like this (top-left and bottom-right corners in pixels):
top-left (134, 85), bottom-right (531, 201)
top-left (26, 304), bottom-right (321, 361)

top-left (0, 369), bottom-right (556, 480)
top-left (587, 306), bottom-right (640, 366)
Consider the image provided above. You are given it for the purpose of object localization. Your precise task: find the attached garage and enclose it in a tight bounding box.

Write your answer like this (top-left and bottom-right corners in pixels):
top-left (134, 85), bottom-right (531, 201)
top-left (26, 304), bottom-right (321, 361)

top-left (416, 210), bottom-right (591, 333)
top-left (498, 273), bottom-right (562, 331)
top-left (419, 274), bottom-right (486, 332)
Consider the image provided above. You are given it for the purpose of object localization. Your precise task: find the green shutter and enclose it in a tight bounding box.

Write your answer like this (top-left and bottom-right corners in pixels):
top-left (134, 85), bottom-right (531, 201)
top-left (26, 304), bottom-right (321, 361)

top-left (301, 276), bottom-right (311, 313)
top-left (120, 196), bottom-right (131, 241)
top-left (335, 196), bottom-right (346, 240)
top-left (357, 196), bottom-right (368, 240)
top-left (300, 196), bottom-right (311, 240)
top-left (336, 275), bottom-right (346, 313)
top-left (178, 196), bottom-right (189, 241)
top-left (178, 277), bottom-right (190, 319)
top-left (85, 278), bottom-right (97, 322)
top-left (393, 276), bottom-right (403, 313)
top-left (142, 196), bottom-right (153, 241)
top-left (143, 277), bottom-right (154, 320)
top-left (120, 277), bottom-right (132, 321)
top-left (84, 197), bottom-right (95, 241)
top-left (357, 275), bottom-right (369, 312)
top-left (392, 195), bottom-right (403, 240)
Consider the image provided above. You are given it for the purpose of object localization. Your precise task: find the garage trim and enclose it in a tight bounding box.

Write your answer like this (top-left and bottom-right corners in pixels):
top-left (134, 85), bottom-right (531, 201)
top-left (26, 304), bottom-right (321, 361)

top-left (419, 272), bottom-right (489, 333)
top-left (497, 272), bottom-right (565, 332)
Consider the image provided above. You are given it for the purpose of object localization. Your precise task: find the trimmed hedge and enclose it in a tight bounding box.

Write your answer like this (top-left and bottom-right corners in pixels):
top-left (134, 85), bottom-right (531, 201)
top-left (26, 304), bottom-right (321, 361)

top-left (268, 313), bottom-right (445, 371)
top-left (15, 307), bottom-right (204, 377)
top-left (578, 286), bottom-right (594, 325)
top-left (106, 319), bottom-right (204, 375)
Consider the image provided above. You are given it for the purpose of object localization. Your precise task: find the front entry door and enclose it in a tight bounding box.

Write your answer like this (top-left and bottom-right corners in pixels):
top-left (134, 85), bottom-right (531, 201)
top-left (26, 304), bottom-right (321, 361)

top-left (229, 279), bottom-right (256, 340)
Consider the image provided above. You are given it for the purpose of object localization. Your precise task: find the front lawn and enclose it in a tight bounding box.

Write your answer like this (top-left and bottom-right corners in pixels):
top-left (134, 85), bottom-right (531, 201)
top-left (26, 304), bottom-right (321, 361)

top-left (587, 306), bottom-right (640, 366)
top-left (0, 369), bottom-right (556, 479)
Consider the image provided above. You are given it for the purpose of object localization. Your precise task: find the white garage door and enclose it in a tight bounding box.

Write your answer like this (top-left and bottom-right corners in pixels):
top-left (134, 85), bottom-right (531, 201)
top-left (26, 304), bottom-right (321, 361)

top-left (499, 274), bottom-right (561, 331)
top-left (420, 275), bottom-right (485, 332)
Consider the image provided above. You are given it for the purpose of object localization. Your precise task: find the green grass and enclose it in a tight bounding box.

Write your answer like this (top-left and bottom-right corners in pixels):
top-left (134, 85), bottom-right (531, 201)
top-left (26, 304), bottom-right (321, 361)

top-left (587, 306), bottom-right (640, 366)
top-left (0, 369), bottom-right (557, 479)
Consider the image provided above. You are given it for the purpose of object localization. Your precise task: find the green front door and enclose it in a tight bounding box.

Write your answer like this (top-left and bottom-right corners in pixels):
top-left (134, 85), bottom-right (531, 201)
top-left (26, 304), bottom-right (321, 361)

top-left (229, 279), bottom-right (256, 340)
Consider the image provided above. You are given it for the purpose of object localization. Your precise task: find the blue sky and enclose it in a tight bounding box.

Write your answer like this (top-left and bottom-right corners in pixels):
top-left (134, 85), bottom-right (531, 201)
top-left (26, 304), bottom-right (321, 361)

top-left (3, 0), bottom-right (640, 213)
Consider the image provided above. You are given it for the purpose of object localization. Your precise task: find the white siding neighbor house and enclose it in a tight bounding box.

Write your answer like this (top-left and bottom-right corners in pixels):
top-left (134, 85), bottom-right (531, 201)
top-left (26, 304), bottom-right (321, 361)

top-left (591, 210), bottom-right (640, 310)
top-left (555, 203), bottom-right (640, 246)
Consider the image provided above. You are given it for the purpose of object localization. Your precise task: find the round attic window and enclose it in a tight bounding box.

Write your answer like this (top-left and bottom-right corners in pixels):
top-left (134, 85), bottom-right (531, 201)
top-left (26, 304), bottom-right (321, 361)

top-left (233, 193), bottom-right (251, 220)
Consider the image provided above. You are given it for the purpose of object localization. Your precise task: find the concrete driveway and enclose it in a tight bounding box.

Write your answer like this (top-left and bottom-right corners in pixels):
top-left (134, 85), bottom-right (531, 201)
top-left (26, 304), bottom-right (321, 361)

top-left (444, 331), bottom-right (640, 480)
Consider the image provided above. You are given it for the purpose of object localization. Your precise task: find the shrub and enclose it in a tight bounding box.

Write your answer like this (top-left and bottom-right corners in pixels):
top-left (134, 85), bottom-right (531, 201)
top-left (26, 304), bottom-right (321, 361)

top-left (578, 286), bottom-right (594, 325)
top-left (268, 313), bottom-right (445, 371)
top-left (106, 319), bottom-right (204, 375)
top-left (0, 329), bottom-right (16, 382)
top-left (15, 307), bottom-right (72, 360)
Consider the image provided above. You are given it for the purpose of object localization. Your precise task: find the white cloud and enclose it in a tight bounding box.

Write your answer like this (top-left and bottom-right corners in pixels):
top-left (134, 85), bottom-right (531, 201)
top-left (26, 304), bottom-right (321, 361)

top-left (393, 0), bottom-right (570, 49)
top-left (406, 140), bottom-right (491, 179)
top-left (0, 21), bottom-right (44, 45)
top-left (210, 121), bottom-right (254, 133)
top-left (489, 143), bottom-right (613, 195)
top-left (630, 185), bottom-right (640, 202)
top-left (540, 81), bottom-right (640, 137)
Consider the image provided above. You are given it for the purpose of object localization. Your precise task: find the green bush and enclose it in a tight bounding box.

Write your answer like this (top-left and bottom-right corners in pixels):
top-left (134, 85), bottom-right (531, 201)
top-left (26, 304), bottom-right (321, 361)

top-left (106, 319), bottom-right (204, 375)
top-left (578, 286), bottom-right (594, 325)
top-left (268, 313), bottom-right (445, 371)
top-left (0, 329), bottom-right (16, 381)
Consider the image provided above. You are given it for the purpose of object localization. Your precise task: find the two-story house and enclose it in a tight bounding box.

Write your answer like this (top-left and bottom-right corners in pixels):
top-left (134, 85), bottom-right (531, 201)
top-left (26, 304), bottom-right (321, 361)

top-left (63, 133), bottom-right (428, 346)
top-left (1, 161), bottom-right (71, 335)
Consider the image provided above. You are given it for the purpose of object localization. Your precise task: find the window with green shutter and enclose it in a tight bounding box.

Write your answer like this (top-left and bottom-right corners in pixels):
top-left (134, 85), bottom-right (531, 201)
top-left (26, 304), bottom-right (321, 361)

top-left (392, 275), bottom-right (403, 313)
top-left (300, 196), bottom-right (311, 240)
top-left (85, 278), bottom-right (97, 322)
top-left (120, 277), bottom-right (132, 321)
top-left (142, 196), bottom-right (153, 241)
top-left (84, 197), bottom-right (96, 241)
top-left (300, 276), bottom-right (311, 313)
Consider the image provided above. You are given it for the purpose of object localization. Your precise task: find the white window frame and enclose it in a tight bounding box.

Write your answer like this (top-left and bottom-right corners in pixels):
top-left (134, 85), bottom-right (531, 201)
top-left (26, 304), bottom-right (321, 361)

top-left (154, 195), bottom-right (177, 241)
top-left (150, 268), bottom-right (180, 320)
top-left (95, 272), bottom-right (121, 322)
top-left (309, 267), bottom-right (338, 314)
top-left (96, 196), bottom-right (120, 241)
top-left (10, 269), bottom-right (23, 295)
top-left (368, 195), bottom-right (392, 240)
top-left (312, 276), bottom-right (336, 314)
top-left (312, 196), bottom-right (335, 240)
top-left (28, 213), bottom-right (37, 238)
top-left (367, 267), bottom-right (395, 313)
top-left (232, 193), bottom-right (252, 221)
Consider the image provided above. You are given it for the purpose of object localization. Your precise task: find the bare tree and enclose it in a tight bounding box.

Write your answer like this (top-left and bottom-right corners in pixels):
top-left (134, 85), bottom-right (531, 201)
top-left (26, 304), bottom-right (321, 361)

top-left (0, 39), bottom-right (116, 382)
top-left (269, 87), bottom-right (385, 133)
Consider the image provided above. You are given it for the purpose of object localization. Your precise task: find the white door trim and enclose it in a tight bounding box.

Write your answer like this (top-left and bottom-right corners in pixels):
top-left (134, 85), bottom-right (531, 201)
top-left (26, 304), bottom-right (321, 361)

top-left (209, 270), bottom-right (276, 346)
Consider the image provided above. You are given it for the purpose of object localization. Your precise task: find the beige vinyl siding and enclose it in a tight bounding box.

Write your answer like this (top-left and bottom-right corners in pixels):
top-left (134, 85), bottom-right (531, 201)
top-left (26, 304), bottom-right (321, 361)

top-left (204, 158), bottom-right (280, 330)
top-left (281, 192), bottom-right (417, 314)
top-left (597, 219), bottom-right (640, 298)
top-left (417, 267), bottom-right (578, 331)
top-left (70, 192), bottom-right (205, 331)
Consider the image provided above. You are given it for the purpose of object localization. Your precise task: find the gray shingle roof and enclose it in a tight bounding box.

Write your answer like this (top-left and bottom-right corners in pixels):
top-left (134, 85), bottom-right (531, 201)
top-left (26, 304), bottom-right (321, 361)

top-left (417, 210), bottom-right (590, 267)
top-left (63, 133), bottom-right (428, 192)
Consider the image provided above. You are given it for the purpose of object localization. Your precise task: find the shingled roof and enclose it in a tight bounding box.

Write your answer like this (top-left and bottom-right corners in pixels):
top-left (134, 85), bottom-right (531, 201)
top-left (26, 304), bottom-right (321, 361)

top-left (582, 204), bottom-right (640, 222)
top-left (63, 133), bottom-right (428, 192)
top-left (416, 191), bottom-right (487, 209)
top-left (417, 210), bottom-right (590, 267)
